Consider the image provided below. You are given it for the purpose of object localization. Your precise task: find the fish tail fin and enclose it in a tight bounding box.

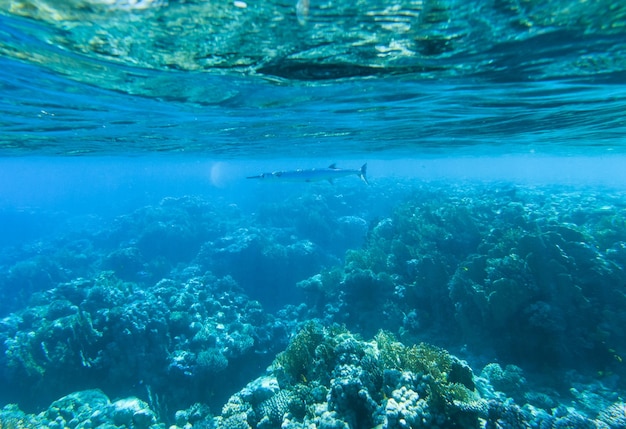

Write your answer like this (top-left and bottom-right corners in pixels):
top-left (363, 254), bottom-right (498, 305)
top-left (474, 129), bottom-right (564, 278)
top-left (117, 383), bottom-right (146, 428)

top-left (359, 163), bottom-right (368, 184)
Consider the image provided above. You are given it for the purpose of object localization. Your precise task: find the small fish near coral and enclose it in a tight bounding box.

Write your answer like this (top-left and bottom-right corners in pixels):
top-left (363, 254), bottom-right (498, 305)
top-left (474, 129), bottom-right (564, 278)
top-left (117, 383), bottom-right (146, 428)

top-left (247, 163), bottom-right (368, 184)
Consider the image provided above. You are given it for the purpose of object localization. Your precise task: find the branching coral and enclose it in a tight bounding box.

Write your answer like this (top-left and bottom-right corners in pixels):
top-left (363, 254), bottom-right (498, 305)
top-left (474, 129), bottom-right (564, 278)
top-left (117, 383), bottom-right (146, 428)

top-left (222, 324), bottom-right (488, 429)
top-left (275, 322), bottom-right (348, 387)
top-left (374, 330), bottom-right (481, 423)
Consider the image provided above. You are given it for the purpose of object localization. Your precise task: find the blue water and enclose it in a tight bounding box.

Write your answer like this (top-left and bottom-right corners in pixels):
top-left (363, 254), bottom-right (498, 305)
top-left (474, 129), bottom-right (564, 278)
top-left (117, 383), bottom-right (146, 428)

top-left (2, 0), bottom-right (626, 427)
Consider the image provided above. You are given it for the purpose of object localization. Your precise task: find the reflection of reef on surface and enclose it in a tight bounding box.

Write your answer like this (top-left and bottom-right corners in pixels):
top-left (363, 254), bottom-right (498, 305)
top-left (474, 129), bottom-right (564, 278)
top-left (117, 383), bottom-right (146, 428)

top-left (3, 0), bottom-right (626, 100)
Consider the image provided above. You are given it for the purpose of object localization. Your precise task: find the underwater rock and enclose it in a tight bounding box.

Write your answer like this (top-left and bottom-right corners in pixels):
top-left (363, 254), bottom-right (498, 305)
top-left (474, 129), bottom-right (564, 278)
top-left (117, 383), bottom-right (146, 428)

top-left (0, 196), bottom-right (233, 317)
top-left (111, 397), bottom-right (145, 426)
top-left (1, 257), bottom-right (62, 313)
top-left (371, 217), bottom-right (395, 241)
top-left (44, 389), bottom-right (112, 428)
top-left (103, 246), bottom-right (146, 281)
top-left (111, 397), bottom-right (156, 429)
top-left (0, 389), bottom-right (162, 429)
top-left (133, 408), bottom-right (157, 429)
top-left (335, 216), bottom-right (368, 249)
top-left (196, 227), bottom-right (327, 310)
top-left (173, 402), bottom-right (212, 427)
top-left (239, 376), bottom-right (281, 405)
top-left (532, 407), bottom-right (602, 429)
top-left (484, 400), bottom-right (529, 429)
top-left (481, 363), bottom-right (527, 402)
top-left (133, 197), bottom-right (220, 262)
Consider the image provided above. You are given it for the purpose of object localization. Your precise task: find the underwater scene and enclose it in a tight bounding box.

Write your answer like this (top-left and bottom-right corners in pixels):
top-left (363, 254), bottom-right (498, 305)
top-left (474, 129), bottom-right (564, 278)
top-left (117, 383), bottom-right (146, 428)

top-left (2, 0), bottom-right (626, 427)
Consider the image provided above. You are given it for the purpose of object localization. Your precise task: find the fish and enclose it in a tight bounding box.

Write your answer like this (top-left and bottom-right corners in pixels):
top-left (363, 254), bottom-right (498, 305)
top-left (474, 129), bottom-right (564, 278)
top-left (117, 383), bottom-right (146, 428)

top-left (247, 163), bottom-right (368, 184)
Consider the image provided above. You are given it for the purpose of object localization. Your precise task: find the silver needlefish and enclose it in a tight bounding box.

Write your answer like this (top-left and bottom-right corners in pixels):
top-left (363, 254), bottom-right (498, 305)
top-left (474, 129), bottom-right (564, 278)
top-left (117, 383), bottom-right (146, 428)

top-left (247, 163), bottom-right (368, 184)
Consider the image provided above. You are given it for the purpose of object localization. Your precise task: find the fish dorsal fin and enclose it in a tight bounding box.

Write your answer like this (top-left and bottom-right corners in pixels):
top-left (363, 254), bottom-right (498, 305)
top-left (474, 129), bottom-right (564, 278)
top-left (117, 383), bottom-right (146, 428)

top-left (328, 163), bottom-right (338, 169)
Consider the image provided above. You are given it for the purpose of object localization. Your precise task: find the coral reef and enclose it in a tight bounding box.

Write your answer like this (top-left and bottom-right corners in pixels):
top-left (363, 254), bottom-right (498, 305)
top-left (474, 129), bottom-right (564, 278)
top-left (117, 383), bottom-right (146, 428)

top-left (297, 185), bottom-right (626, 375)
top-left (0, 270), bottom-right (282, 412)
top-left (2, 184), bottom-right (626, 429)
top-left (480, 364), bottom-right (527, 402)
top-left (211, 323), bottom-right (487, 429)
top-left (2, 324), bottom-right (626, 429)
top-left (0, 193), bottom-right (374, 316)
top-left (194, 227), bottom-right (328, 310)
top-left (0, 389), bottom-right (161, 429)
